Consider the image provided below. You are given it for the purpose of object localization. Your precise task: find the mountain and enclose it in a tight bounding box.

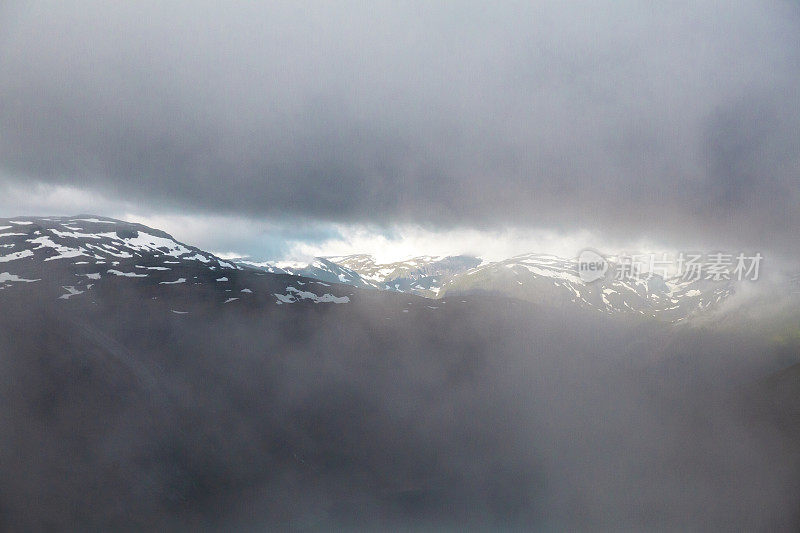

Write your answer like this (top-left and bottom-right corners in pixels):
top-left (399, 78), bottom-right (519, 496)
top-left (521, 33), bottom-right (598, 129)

top-left (326, 254), bottom-right (482, 297)
top-left (1, 215), bottom-right (798, 530)
top-left (239, 254), bottom-right (482, 298)
top-left (239, 257), bottom-right (380, 289)
top-left (0, 215), bottom-right (355, 307)
top-left (238, 252), bottom-right (733, 322)
top-left (438, 252), bottom-right (734, 322)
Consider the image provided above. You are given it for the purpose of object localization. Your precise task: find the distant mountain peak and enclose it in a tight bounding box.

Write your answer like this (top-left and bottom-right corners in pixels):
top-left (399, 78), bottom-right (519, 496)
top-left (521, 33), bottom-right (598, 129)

top-left (238, 251), bottom-right (735, 322)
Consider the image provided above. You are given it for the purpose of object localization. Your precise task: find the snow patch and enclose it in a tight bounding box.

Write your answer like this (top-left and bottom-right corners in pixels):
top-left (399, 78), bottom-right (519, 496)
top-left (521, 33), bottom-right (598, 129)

top-left (58, 286), bottom-right (84, 300)
top-left (0, 272), bottom-right (39, 283)
top-left (107, 269), bottom-right (148, 277)
top-left (0, 249), bottom-right (33, 262)
top-left (159, 278), bottom-right (186, 285)
top-left (273, 286), bottom-right (350, 304)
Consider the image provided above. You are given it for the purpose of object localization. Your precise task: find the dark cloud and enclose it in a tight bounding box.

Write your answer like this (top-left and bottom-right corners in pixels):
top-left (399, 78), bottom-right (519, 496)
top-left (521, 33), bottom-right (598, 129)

top-left (0, 1), bottom-right (798, 253)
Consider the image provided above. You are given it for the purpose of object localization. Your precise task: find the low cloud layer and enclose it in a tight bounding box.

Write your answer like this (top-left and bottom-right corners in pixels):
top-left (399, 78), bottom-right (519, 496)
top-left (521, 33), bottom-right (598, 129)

top-left (1, 279), bottom-right (799, 529)
top-left (1, 1), bottom-right (798, 254)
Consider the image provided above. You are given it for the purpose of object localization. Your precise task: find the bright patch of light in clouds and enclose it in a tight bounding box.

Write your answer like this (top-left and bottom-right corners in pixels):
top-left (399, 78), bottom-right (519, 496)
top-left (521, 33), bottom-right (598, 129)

top-left (286, 225), bottom-right (602, 263)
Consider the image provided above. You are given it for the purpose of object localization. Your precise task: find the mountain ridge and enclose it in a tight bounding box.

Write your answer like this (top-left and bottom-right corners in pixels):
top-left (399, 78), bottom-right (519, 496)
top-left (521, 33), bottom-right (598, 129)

top-left (0, 215), bottom-right (735, 322)
top-left (238, 252), bottom-right (735, 321)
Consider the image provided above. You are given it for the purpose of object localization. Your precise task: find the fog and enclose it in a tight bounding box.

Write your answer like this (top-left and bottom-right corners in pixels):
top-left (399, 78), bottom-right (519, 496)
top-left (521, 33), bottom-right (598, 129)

top-left (0, 284), bottom-right (796, 530)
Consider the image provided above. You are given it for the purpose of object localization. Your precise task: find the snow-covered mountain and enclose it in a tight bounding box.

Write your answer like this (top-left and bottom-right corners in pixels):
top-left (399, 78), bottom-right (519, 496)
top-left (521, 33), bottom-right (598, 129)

top-left (239, 257), bottom-right (378, 289)
top-left (439, 253), bottom-right (733, 322)
top-left (239, 254), bottom-right (481, 298)
top-left (329, 254), bottom-right (481, 297)
top-left (241, 252), bottom-right (734, 322)
top-left (0, 215), bottom-right (354, 307)
top-left (0, 215), bottom-right (735, 322)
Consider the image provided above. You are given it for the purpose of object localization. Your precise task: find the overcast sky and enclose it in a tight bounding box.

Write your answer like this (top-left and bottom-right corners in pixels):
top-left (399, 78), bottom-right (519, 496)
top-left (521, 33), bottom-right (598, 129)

top-left (1, 1), bottom-right (798, 261)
